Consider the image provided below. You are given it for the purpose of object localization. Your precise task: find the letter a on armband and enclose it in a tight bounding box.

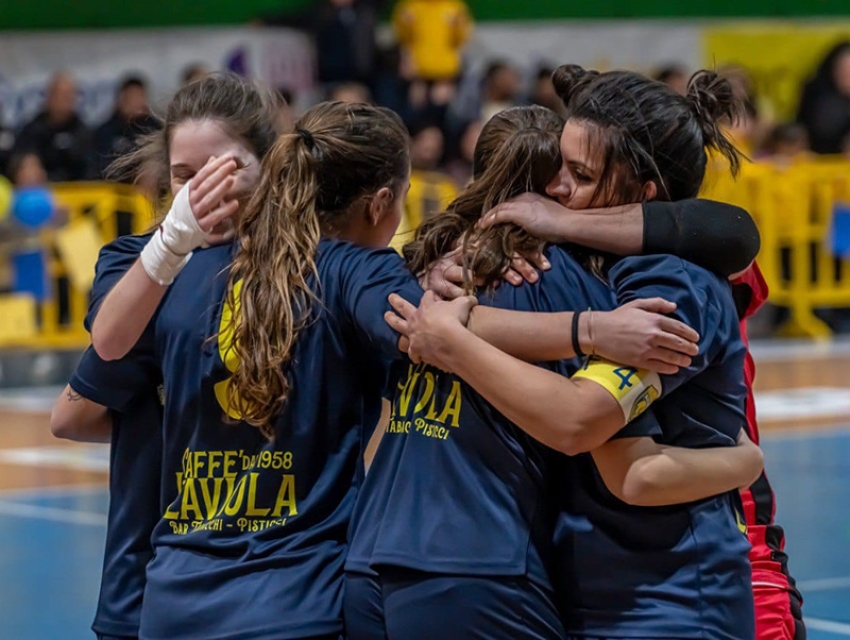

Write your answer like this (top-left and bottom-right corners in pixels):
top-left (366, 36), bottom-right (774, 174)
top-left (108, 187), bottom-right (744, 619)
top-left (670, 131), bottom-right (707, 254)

top-left (572, 357), bottom-right (662, 422)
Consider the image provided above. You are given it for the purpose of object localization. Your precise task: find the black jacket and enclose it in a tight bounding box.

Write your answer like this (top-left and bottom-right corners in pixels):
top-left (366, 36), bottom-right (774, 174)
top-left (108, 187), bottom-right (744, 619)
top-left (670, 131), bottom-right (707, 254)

top-left (15, 111), bottom-right (95, 181)
top-left (93, 111), bottom-right (159, 178)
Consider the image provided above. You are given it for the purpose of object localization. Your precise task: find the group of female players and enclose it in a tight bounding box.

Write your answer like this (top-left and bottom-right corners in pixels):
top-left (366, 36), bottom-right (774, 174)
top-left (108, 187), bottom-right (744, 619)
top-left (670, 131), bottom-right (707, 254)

top-left (50, 63), bottom-right (804, 640)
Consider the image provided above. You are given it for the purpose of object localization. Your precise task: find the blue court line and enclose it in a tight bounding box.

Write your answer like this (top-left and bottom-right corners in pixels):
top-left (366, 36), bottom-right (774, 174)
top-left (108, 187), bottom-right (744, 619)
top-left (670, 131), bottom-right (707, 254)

top-left (0, 499), bottom-right (106, 525)
top-left (797, 577), bottom-right (850, 593)
top-left (760, 424), bottom-right (850, 441)
top-left (806, 618), bottom-right (850, 636)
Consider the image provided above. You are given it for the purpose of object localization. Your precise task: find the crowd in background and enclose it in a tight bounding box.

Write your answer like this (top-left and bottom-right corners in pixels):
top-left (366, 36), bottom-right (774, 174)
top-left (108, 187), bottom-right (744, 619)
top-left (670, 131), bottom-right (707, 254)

top-left (4, 1), bottom-right (850, 200)
top-left (652, 43), bottom-right (850, 167)
top-left (2, 0), bottom-right (850, 332)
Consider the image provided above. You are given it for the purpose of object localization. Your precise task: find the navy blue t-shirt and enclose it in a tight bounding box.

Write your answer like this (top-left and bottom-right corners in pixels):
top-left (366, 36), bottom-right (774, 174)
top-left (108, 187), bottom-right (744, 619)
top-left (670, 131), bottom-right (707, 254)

top-left (66, 234), bottom-right (165, 639)
top-left (72, 348), bottom-right (163, 640)
top-left (346, 245), bottom-right (657, 590)
top-left (123, 238), bottom-right (422, 640)
top-left (555, 255), bottom-right (754, 639)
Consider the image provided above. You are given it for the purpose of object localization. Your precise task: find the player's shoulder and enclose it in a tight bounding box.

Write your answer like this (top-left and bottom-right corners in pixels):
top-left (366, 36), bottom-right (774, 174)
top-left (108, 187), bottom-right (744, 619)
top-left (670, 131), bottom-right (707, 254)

top-left (613, 254), bottom-right (726, 289)
top-left (484, 244), bottom-right (608, 312)
top-left (96, 232), bottom-right (153, 270)
top-left (316, 238), bottom-right (407, 301)
top-left (546, 243), bottom-right (588, 274)
top-left (100, 232), bottom-right (154, 258)
top-left (318, 237), bottom-right (403, 268)
top-left (91, 233), bottom-right (154, 289)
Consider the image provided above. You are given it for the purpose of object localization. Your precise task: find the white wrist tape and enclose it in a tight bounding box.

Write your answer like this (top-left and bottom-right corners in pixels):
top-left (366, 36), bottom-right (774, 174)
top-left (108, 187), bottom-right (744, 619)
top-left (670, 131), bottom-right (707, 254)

top-left (140, 231), bottom-right (192, 286)
top-left (159, 183), bottom-right (206, 255)
top-left (140, 184), bottom-right (203, 286)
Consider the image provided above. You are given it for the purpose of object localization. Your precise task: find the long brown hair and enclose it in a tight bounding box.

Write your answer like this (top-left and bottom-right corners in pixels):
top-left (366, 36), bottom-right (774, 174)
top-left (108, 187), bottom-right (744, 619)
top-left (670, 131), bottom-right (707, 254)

top-left (224, 101), bottom-right (410, 437)
top-left (108, 72), bottom-right (283, 210)
top-left (404, 105), bottom-right (564, 292)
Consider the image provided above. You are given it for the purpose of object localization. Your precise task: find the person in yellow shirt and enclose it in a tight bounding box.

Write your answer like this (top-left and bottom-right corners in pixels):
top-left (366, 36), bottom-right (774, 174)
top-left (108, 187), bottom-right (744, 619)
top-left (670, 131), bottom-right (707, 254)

top-left (392, 0), bottom-right (472, 82)
top-left (390, 121), bottom-right (457, 252)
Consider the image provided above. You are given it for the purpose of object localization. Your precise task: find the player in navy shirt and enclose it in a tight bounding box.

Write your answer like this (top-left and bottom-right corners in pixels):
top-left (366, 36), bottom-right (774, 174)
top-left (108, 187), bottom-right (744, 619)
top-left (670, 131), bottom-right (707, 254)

top-left (415, 252), bottom-right (754, 638)
top-left (87, 102), bottom-right (430, 640)
top-left (90, 99), bottom-right (713, 640)
top-left (388, 69), bottom-right (761, 638)
top-left (51, 234), bottom-right (162, 640)
top-left (50, 74), bottom-right (284, 640)
top-left (347, 105), bottom-right (762, 639)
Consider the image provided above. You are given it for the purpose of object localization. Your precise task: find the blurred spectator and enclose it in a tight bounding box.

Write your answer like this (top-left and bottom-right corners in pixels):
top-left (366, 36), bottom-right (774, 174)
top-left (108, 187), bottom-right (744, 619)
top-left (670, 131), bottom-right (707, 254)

top-left (724, 98), bottom-right (759, 156)
top-left (277, 87), bottom-right (295, 106)
top-left (392, 0), bottom-right (472, 83)
top-left (329, 82), bottom-right (373, 104)
top-left (93, 76), bottom-right (158, 178)
top-left (760, 122), bottom-right (810, 167)
top-left (0, 100), bottom-right (15, 179)
top-left (276, 88), bottom-right (296, 130)
top-left (265, 0), bottom-right (386, 87)
top-left (444, 118), bottom-right (482, 187)
top-left (8, 152), bottom-right (48, 188)
top-left (653, 63), bottom-right (689, 95)
top-left (797, 41), bottom-right (850, 154)
top-left (182, 63), bottom-right (212, 86)
top-left (529, 66), bottom-right (562, 114)
top-left (315, 0), bottom-right (380, 85)
top-left (481, 61), bottom-right (521, 122)
top-left (720, 63), bottom-right (775, 146)
top-left (14, 72), bottom-right (94, 182)
top-left (372, 44), bottom-right (411, 117)
top-left (410, 121), bottom-right (445, 172)
top-left (390, 119), bottom-right (457, 252)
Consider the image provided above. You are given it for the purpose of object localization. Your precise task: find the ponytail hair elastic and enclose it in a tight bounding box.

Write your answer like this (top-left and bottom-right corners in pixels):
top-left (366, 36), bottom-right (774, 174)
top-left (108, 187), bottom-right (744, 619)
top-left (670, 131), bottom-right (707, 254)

top-left (296, 127), bottom-right (315, 149)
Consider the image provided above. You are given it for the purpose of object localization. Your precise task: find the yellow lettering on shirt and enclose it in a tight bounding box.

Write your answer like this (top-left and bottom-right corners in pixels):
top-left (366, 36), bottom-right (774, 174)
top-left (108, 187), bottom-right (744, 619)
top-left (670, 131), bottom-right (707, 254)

top-left (272, 475), bottom-right (298, 518)
top-left (180, 478), bottom-right (203, 521)
top-left (246, 473), bottom-right (271, 517)
top-left (390, 363), bottom-right (464, 440)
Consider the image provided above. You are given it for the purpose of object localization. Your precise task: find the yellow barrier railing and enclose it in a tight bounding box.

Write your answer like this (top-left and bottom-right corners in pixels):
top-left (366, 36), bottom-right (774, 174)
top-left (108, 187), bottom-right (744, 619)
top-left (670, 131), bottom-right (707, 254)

top-left (3, 164), bottom-right (850, 347)
top-left (702, 156), bottom-right (850, 338)
top-left (0, 182), bottom-right (156, 349)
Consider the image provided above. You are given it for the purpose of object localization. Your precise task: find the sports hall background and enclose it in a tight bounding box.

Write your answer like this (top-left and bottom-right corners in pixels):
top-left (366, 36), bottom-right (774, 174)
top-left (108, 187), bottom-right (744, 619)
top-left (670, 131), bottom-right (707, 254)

top-left (0, 1), bottom-right (849, 637)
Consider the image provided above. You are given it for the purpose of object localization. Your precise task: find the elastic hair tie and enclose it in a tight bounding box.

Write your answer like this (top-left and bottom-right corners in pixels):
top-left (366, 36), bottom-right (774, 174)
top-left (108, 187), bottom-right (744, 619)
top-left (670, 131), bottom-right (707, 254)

top-left (571, 310), bottom-right (585, 359)
top-left (296, 127), bottom-right (314, 148)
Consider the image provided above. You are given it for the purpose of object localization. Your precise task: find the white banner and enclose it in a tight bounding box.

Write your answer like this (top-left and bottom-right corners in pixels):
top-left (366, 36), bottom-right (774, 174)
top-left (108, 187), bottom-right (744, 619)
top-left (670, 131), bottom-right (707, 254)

top-left (463, 20), bottom-right (704, 76)
top-left (0, 27), bottom-right (316, 128)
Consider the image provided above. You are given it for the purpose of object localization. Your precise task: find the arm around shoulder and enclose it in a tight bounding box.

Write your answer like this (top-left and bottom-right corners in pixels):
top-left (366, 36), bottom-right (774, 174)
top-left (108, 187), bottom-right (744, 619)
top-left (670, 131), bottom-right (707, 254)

top-left (592, 429), bottom-right (764, 507)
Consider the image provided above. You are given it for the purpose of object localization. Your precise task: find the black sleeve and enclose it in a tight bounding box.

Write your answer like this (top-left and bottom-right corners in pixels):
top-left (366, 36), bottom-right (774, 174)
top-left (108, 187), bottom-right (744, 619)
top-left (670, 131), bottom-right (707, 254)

top-left (13, 120), bottom-right (38, 153)
top-left (642, 199), bottom-right (760, 277)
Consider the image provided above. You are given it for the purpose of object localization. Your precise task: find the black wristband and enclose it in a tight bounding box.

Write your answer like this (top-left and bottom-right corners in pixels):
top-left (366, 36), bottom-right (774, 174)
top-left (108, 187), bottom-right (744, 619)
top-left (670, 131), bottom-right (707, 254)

top-left (571, 311), bottom-right (585, 358)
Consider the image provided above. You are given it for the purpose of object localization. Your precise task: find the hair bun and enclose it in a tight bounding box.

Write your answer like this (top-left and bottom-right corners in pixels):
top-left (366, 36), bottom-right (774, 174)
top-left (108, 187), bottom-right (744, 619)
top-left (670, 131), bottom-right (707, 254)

top-left (551, 64), bottom-right (599, 104)
top-left (686, 70), bottom-right (741, 130)
top-left (686, 69), bottom-right (745, 175)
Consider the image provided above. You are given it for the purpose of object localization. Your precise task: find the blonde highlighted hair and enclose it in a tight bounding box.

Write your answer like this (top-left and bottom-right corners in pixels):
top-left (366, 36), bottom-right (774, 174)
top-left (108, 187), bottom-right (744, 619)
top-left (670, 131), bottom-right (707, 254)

top-left (224, 101), bottom-right (410, 437)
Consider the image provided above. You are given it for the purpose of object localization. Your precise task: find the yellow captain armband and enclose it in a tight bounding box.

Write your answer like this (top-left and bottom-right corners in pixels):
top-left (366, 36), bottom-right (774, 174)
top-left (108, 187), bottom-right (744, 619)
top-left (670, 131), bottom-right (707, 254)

top-left (571, 357), bottom-right (663, 422)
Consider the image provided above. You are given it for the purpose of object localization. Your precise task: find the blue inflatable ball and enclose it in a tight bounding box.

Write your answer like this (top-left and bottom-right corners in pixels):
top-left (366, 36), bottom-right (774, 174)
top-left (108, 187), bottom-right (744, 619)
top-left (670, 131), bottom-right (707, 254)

top-left (12, 187), bottom-right (54, 229)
